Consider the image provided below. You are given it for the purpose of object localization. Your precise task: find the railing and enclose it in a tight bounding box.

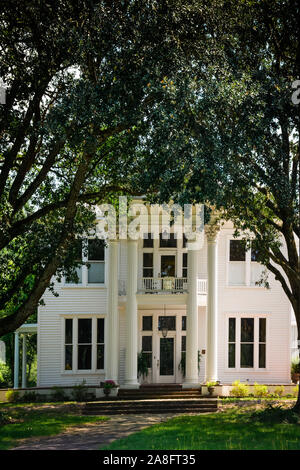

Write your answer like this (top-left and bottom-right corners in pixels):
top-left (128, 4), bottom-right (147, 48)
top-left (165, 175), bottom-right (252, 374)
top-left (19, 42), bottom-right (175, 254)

top-left (137, 277), bottom-right (207, 294)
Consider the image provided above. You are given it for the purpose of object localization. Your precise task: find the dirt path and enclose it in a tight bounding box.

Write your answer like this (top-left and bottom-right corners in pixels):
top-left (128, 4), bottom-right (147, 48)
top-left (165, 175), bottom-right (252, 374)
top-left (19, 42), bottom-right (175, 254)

top-left (12, 413), bottom-right (176, 450)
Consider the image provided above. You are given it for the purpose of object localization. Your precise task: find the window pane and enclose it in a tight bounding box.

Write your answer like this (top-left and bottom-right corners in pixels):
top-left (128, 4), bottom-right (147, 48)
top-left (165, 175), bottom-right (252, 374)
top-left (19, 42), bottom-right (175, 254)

top-left (158, 316), bottom-right (176, 331)
top-left (88, 262), bottom-right (105, 283)
top-left (230, 240), bottom-right (246, 261)
top-left (142, 316), bottom-right (153, 331)
top-left (65, 345), bottom-right (72, 370)
top-left (143, 234), bottom-right (154, 248)
top-left (143, 268), bottom-right (153, 278)
top-left (65, 319), bottom-right (73, 344)
top-left (181, 335), bottom-right (186, 352)
top-left (241, 318), bottom-right (254, 343)
top-left (240, 344), bottom-right (254, 368)
top-left (97, 318), bottom-right (104, 344)
top-left (142, 336), bottom-right (152, 352)
top-left (182, 268), bottom-right (188, 278)
top-left (88, 239), bottom-right (105, 260)
top-left (228, 343), bottom-right (235, 368)
top-left (259, 318), bottom-right (266, 343)
top-left (78, 345), bottom-right (91, 369)
top-left (182, 316), bottom-right (186, 331)
top-left (229, 318), bottom-right (236, 343)
top-left (143, 253), bottom-right (153, 267)
top-left (159, 232), bottom-right (177, 248)
top-left (183, 253), bottom-right (187, 267)
top-left (97, 344), bottom-right (104, 369)
top-left (65, 266), bottom-right (82, 284)
top-left (259, 344), bottom-right (266, 368)
top-left (78, 319), bottom-right (92, 344)
top-left (183, 233), bottom-right (187, 248)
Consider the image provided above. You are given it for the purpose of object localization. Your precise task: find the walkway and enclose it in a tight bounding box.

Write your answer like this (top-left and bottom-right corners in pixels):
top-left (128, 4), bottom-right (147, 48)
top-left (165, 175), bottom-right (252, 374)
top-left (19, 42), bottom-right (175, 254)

top-left (13, 413), bottom-right (177, 450)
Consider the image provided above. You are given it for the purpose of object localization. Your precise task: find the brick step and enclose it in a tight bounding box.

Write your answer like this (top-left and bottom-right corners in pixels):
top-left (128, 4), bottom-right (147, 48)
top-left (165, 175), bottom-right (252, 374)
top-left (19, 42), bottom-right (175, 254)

top-left (85, 398), bottom-right (217, 407)
top-left (83, 407), bottom-right (217, 415)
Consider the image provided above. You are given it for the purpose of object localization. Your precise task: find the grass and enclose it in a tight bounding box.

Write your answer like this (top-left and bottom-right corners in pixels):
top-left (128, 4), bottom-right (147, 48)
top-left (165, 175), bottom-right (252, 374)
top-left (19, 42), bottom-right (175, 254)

top-left (101, 405), bottom-right (300, 450)
top-left (0, 402), bottom-right (109, 450)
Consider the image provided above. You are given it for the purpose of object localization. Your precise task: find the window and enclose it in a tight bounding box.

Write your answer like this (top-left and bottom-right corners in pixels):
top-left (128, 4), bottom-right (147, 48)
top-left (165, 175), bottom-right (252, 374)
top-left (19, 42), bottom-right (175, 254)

top-left (64, 317), bottom-right (105, 372)
top-left (159, 232), bottom-right (177, 248)
top-left (143, 253), bottom-right (153, 278)
top-left (88, 239), bottom-right (105, 283)
top-left (182, 316), bottom-right (186, 331)
top-left (142, 316), bottom-right (153, 331)
top-left (143, 233), bottom-right (154, 248)
top-left (158, 316), bottom-right (176, 331)
top-left (227, 316), bottom-right (267, 369)
top-left (142, 336), bottom-right (152, 368)
top-left (78, 319), bottom-right (92, 369)
top-left (65, 319), bottom-right (73, 370)
top-left (182, 253), bottom-right (188, 278)
top-left (228, 240), bottom-right (246, 285)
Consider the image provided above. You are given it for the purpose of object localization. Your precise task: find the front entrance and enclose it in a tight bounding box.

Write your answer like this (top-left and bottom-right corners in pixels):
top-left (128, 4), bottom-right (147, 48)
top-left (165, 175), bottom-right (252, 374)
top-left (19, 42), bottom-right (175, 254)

top-left (139, 311), bottom-right (186, 384)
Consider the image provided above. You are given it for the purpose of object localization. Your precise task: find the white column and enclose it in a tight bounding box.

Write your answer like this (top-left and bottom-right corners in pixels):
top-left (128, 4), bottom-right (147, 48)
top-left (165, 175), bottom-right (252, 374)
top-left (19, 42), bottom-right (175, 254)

top-left (205, 224), bottom-right (220, 382)
top-left (22, 334), bottom-right (27, 388)
top-left (183, 243), bottom-right (200, 388)
top-left (124, 239), bottom-right (139, 388)
top-left (14, 332), bottom-right (19, 389)
top-left (106, 239), bottom-right (119, 382)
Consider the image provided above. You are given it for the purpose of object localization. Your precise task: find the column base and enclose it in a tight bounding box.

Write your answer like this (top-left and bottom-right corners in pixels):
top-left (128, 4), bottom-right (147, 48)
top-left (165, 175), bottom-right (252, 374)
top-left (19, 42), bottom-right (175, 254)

top-left (122, 383), bottom-right (140, 390)
top-left (182, 382), bottom-right (201, 389)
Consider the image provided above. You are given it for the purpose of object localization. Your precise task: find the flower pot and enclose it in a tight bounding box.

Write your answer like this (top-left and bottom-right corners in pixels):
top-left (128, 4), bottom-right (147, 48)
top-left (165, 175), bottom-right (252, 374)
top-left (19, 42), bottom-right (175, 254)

top-left (208, 387), bottom-right (215, 396)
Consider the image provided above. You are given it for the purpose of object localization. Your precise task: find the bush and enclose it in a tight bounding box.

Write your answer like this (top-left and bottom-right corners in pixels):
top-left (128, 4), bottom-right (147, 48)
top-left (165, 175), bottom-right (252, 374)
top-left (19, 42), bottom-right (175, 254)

top-left (21, 391), bottom-right (38, 402)
top-left (291, 360), bottom-right (300, 374)
top-left (253, 383), bottom-right (269, 397)
top-left (5, 389), bottom-right (20, 403)
top-left (230, 380), bottom-right (249, 397)
top-left (273, 385), bottom-right (285, 398)
top-left (51, 386), bottom-right (67, 402)
top-left (0, 361), bottom-right (12, 388)
top-left (72, 380), bottom-right (88, 401)
top-left (293, 385), bottom-right (299, 397)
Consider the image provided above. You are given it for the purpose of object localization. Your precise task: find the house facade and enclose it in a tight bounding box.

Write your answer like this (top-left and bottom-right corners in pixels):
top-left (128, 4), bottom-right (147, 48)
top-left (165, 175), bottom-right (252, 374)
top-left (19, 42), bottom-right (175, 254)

top-left (36, 207), bottom-right (292, 389)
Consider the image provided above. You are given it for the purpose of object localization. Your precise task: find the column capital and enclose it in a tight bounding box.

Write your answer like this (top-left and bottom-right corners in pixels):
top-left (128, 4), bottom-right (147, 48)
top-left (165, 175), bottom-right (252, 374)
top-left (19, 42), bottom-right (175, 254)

top-left (205, 223), bottom-right (220, 243)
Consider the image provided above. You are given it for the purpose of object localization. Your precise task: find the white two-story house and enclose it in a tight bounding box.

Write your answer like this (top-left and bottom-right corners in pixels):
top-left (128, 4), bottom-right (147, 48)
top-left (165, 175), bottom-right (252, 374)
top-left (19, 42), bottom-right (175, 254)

top-left (36, 204), bottom-right (292, 389)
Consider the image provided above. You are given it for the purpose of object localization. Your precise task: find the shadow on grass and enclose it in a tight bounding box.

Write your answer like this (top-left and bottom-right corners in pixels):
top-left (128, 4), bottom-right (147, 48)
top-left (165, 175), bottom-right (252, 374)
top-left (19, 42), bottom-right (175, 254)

top-left (101, 407), bottom-right (300, 451)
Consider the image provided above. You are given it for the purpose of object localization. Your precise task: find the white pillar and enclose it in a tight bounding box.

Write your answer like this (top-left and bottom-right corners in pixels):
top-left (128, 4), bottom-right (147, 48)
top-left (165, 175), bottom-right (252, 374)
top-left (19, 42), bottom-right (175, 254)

top-left (22, 334), bottom-right (27, 388)
top-left (106, 239), bottom-right (119, 382)
top-left (205, 224), bottom-right (219, 382)
top-left (183, 243), bottom-right (200, 388)
top-left (14, 332), bottom-right (19, 389)
top-left (124, 239), bottom-right (139, 388)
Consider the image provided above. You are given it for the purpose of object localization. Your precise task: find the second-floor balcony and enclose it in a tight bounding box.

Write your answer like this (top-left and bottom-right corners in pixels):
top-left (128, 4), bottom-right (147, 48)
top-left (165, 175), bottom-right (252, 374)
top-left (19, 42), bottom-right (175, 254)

top-left (118, 278), bottom-right (207, 295)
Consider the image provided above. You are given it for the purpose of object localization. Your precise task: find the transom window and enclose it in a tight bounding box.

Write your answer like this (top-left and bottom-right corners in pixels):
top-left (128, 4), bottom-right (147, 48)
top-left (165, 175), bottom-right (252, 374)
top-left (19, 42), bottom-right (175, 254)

top-left (228, 239), bottom-right (266, 287)
top-left (227, 316), bottom-right (267, 369)
top-left (64, 238), bottom-right (106, 286)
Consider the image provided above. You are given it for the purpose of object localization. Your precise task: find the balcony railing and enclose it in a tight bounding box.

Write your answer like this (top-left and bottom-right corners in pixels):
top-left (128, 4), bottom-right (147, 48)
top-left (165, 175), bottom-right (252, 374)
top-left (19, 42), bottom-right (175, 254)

top-left (137, 277), bottom-right (207, 294)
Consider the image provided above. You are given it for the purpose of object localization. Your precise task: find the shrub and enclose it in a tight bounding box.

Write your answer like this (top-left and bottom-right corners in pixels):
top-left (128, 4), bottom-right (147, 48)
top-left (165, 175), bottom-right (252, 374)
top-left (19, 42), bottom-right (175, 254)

top-left (0, 361), bottom-right (12, 388)
top-left (273, 385), bottom-right (285, 397)
top-left (51, 386), bottom-right (67, 402)
top-left (5, 389), bottom-right (20, 403)
top-left (230, 380), bottom-right (249, 397)
top-left (253, 383), bottom-right (269, 397)
top-left (293, 385), bottom-right (299, 397)
top-left (21, 391), bottom-right (38, 402)
top-left (72, 380), bottom-right (88, 401)
top-left (291, 360), bottom-right (300, 374)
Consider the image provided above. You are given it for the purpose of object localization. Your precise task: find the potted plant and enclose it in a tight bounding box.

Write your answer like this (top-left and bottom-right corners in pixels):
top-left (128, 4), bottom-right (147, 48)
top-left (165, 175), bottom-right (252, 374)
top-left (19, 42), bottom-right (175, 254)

top-left (291, 360), bottom-right (300, 384)
top-left (206, 381), bottom-right (218, 396)
top-left (137, 351), bottom-right (149, 381)
top-left (102, 380), bottom-right (118, 397)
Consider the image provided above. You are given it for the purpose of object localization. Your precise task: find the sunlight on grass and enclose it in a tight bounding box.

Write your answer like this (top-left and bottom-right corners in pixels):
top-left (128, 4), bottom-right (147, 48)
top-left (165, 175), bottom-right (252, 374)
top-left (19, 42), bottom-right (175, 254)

top-left (101, 408), bottom-right (300, 451)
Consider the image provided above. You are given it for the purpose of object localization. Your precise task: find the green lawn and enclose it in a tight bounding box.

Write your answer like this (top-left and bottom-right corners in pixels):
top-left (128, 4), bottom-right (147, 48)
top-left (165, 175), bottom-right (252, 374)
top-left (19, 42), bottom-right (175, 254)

top-left (101, 406), bottom-right (300, 450)
top-left (0, 402), bottom-right (109, 450)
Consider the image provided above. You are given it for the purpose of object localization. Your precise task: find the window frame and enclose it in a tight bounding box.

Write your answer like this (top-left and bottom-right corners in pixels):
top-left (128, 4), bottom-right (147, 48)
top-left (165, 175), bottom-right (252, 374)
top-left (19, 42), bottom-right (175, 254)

top-left (61, 315), bottom-right (106, 374)
top-left (225, 313), bottom-right (268, 372)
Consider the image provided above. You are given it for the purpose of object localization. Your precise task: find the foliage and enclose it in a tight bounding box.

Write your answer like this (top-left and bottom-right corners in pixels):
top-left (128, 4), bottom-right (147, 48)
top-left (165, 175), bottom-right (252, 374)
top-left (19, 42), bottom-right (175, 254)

top-left (103, 380), bottom-right (117, 390)
top-left (71, 380), bottom-right (88, 402)
top-left (51, 387), bottom-right (67, 402)
top-left (293, 385), bottom-right (299, 397)
top-left (230, 380), bottom-right (249, 398)
top-left (206, 381), bottom-right (218, 388)
top-left (250, 404), bottom-right (300, 425)
top-left (137, 352), bottom-right (149, 378)
top-left (0, 361), bottom-right (11, 388)
top-left (253, 383), bottom-right (269, 398)
top-left (178, 351), bottom-right (202, 377)
top-left (291, 360), bottom-right (300, 375)
top-left (20, 391), bottom-right (38, 403)
top-left (273, 386), bottom-right (285, 398)
top-left (5, 390), bottom-right (20, 403)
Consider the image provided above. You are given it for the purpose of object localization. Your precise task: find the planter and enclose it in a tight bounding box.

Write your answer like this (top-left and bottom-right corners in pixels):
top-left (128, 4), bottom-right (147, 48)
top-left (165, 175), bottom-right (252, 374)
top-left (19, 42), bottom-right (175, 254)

top-left (292, 373), bottom-right (300, 384)
top-left (208, 386), bottom-right (215, 396)
top-left (95, 387), bottom-right (119, 399)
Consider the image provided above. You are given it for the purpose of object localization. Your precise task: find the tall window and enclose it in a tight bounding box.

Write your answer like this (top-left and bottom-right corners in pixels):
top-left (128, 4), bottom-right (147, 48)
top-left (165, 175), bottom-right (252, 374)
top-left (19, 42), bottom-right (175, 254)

top-left (227, 316), bottom-right (267, 369)
top-left (65, 240), bottom-right (83, 284)
top-left (159, 232), bottom-right (177, 248)
top-left (228, 240), bottom-right (246, 285)
top-left (64, 317), bottom-right (105, 371)
top-left (182, 253), bottom-right (188, 278)
top-left (143, 233), bottom-right (154, 248)
top-left (143, 253), bottom-right (153, 277)
top-left (142, 336), bottom-right (152, 368)
top-left (88, 239), bottom-right (105, 284)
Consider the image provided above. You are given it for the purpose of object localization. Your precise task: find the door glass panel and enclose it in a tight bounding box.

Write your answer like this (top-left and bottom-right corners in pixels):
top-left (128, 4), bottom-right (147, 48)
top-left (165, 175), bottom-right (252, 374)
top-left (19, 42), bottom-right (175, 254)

top-left (160, 338), bottom-right (174, 376)
top-left (160, 256), bottom-right (175, 277)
